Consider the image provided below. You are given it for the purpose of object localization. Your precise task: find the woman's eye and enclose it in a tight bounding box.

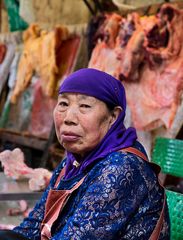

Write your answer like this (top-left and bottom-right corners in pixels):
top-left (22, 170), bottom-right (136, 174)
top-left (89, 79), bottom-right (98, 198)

top-left (56, 101), bottom-right (68, 111)
top-left (59, 101), bottom-right (68, 107)
top-left (80, 104), bottom-right (91, 108)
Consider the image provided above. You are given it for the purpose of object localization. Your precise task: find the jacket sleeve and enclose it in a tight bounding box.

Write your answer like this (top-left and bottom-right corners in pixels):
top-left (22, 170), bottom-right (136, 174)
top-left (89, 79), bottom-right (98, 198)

top-left (51, 154), bottom-right (163, 240)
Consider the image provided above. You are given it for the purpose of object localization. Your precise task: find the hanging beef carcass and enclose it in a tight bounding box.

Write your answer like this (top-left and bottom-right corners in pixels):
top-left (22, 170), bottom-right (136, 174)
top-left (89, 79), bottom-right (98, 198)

top-left (88, 3), bottom-right (183, 131)
top-left (124, 4), bottom-right (183, 130)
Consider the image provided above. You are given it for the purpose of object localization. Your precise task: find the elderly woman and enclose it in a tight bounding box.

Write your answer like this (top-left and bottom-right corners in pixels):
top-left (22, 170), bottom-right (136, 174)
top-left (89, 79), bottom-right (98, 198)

top-left (4, 68), bottom-right (169, 239)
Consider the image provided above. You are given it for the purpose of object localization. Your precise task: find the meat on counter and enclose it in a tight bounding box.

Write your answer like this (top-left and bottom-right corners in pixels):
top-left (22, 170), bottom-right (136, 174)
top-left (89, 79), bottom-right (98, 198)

top-left (0, 148), bottom-right (52, 191)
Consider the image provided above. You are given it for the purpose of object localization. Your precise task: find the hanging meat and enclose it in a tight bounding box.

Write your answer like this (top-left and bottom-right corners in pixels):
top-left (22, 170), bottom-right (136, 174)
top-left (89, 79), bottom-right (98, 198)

top-left (124, 4), bottom-right (183, 130)
top-left (88, 13), bottom-right (122, 77)
top-left (10, 24), bottom-right (69, 104)
top-left (89, 3), bottom-right (183, 131)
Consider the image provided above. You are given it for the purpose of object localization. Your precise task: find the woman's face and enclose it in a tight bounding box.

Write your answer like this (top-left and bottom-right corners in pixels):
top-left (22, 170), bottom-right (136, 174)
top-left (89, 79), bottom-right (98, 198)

top-left (53, 93), bottom-right (117, 157)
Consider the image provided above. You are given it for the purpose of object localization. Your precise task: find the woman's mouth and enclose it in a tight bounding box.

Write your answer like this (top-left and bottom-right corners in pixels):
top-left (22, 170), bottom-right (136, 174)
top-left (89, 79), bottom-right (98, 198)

top-left (61, 133), bottom-right (80, 142)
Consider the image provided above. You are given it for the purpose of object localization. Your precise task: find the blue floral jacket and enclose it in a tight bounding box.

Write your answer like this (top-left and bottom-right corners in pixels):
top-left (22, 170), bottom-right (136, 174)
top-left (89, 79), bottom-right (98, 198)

top-left (13, 142), bottom-right (170, 239)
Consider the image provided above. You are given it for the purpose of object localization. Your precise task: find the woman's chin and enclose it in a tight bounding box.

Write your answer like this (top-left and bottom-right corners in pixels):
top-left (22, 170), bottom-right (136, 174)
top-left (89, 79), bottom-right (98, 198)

top-left (63, 143), bottom-right (82, 155)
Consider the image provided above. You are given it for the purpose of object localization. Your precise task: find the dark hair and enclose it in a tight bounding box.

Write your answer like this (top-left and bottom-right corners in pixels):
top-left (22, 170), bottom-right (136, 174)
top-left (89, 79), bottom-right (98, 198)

top-left (106, 103), bottom-right (116, 112)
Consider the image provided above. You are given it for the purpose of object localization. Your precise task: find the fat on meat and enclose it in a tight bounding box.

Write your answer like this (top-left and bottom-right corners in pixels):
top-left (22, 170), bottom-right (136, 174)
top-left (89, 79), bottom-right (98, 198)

top-left (0, 148), bottom-right (52, 191)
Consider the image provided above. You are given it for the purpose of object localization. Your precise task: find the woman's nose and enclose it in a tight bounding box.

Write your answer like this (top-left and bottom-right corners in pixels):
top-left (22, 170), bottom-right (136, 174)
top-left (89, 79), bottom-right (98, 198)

top-left (64, 107), bottom-right (78, 125)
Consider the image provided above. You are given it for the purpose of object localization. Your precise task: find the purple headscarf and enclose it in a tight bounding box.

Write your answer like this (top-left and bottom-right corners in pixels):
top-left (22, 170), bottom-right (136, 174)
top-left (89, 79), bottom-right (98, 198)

top-left (59, 68), bottom-right (137, 179)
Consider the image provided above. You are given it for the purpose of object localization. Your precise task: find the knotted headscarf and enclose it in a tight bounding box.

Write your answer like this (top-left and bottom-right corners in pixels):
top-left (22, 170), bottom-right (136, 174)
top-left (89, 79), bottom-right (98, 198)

top-left (59, 68), bottom-right (137, 179)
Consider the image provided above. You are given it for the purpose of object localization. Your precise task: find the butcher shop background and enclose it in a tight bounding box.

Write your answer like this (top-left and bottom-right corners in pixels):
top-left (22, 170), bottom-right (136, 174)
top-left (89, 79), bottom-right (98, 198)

top-left (0, 0), bottom-right (181, 157)
top-left (0, 0), bottom-right (182, 228)
top-left (0, 0), bottom-right (182, 175)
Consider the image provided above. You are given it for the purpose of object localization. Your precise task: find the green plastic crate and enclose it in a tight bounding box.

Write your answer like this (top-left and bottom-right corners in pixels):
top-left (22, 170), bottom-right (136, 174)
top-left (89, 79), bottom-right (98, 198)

top-left (152, 138), bottom-right (183, 178)
top-left (166, 190), bottom-right (183, 240)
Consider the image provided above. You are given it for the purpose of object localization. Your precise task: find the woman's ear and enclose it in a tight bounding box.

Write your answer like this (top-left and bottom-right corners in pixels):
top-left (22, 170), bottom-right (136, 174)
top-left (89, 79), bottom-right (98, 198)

top-left (110, 106), bottom-right (122, 126)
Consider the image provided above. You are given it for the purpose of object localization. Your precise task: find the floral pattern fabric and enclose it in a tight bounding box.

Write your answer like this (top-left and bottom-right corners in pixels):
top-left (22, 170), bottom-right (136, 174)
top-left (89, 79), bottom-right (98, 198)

top-left (13, 143), bottom-right (170, 239)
